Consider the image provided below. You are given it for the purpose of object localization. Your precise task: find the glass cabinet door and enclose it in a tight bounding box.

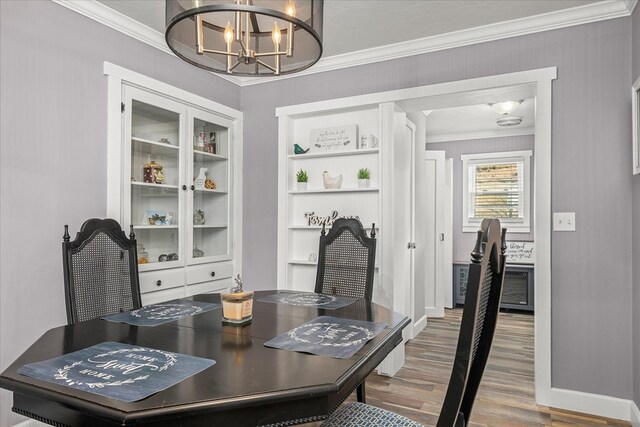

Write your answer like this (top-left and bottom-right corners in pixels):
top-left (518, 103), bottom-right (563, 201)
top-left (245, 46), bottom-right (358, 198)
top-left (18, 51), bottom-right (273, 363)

top-left (124, 86), bottom-right (185, 271)
top-left (188, 110), bottom-right (232, 263)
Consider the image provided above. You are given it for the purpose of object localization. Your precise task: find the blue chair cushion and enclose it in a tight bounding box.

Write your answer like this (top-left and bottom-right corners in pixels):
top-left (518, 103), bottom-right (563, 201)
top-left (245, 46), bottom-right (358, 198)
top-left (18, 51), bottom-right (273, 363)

top-left (322, 402), bottom-right (424, 427)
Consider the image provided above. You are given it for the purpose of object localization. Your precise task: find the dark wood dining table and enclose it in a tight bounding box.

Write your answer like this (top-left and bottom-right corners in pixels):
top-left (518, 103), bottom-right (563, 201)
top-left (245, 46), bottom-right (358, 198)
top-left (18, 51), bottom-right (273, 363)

top-left (0, 290), bottom-right (410, 426)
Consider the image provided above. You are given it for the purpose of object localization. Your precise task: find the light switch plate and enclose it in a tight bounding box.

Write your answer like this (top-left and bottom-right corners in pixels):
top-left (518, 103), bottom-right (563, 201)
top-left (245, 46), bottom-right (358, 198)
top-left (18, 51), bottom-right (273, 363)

top-left (553, 212), bottom-right (576, 231)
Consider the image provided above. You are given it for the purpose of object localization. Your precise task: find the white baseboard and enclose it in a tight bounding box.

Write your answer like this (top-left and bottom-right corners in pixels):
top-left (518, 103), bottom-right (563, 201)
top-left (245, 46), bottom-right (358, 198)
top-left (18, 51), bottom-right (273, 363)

top-left (411, 315), bottom-right (427, 339)
top-left (549, 387), bottom-right (634, 422)
top-left (425, 307), bottom-right (444, 318)
top-left (631, 400), bottom-right (640, 427)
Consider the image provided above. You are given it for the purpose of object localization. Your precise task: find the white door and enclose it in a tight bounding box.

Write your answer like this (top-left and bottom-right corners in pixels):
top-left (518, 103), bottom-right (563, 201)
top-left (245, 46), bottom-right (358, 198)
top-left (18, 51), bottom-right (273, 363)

top-left (424, 150), bottom-right (446, 318)
top-left (444, 158), bottom-right (454, 309)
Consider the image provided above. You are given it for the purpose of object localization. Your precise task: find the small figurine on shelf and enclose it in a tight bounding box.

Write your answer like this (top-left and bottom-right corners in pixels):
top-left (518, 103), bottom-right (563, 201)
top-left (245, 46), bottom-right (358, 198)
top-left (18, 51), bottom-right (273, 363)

top-left (193, 246), bottom-right (204, 258)
top-left (165, 212), bottom-right (175, 225)
top-left (322, 171), bottom-right (343, 189)
top-left (194, 168), bottom-right (207, 190)
top-left (205, 178), bottom-right (216, 190)
top-left (293, 143), bottom-right (309, 155)
top-left (143, 161), bottom-right (164, 184)
top-left (194, 209), bottom-right (205, 225)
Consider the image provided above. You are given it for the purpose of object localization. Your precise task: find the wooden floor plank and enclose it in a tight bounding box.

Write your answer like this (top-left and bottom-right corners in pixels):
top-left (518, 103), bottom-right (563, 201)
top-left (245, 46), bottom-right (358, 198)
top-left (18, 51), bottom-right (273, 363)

top-left (306, 308), bottom-right (630, 427)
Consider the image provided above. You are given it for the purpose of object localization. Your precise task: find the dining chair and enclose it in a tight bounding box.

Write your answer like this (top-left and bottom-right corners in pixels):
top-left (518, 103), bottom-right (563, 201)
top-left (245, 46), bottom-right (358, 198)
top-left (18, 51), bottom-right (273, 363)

top-left (321, 218), bottom-right (507, 427)
top-left (315, 217), bottom-right (376, 404)
top-left (62, 218), bottom-right (142, 324)
top-left (315, 218), bottom-right (376, 301)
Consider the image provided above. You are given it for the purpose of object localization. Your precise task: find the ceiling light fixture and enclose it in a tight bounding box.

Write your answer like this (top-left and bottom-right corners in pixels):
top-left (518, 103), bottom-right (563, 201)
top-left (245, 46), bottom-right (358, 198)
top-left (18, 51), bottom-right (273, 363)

top-left (165, 0), bottom-right (324, 77)
top-left (496, 116), bottom-right (523, 127)
top-left (490, 100), bottom-right (522, 115)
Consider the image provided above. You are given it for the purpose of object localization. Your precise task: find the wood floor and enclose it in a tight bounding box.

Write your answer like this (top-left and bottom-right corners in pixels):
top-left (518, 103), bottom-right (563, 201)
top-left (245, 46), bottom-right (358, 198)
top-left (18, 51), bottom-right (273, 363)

top-left (322, 309), bottom-right (630, 427)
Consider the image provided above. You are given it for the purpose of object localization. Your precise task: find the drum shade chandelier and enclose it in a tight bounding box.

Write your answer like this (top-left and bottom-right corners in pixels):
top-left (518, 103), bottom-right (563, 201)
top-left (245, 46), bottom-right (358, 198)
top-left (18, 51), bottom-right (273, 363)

top-left (165, 0), bottom-right (324, 77)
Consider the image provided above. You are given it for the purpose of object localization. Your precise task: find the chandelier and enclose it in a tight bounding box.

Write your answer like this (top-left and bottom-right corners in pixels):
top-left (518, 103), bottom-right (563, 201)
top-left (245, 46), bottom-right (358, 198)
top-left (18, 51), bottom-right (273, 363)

top-left (165, 1), bottom-right (324, 77)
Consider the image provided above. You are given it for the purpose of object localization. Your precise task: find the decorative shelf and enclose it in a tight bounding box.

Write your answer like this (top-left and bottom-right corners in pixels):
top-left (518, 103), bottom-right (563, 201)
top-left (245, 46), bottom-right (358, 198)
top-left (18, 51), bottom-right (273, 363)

top-left (193, 150), bottom-right (227, 162)
top-left (289, 187), bottom-right (379, 194)
top-left (133, 225), bottom-right (179, 230)
top-left (193, 224), bottom-right (227, 229)
top-left (131, 137), bottom-right (179, 158)
top-left (132, 136), bottom-right (179, 148)
top-left (288, 148), bottom-right (379, 160)
top-left (131, 182), bottom-right (179, 190)
top-left (194, 188), bottom-right (228, 194)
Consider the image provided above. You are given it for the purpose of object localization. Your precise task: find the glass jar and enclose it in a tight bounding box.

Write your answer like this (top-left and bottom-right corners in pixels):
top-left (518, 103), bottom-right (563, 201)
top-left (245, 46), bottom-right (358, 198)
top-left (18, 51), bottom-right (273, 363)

top-left (137, 243), bottom-right (149, 264)
top-left (143, 161), bottom-right (164, 184)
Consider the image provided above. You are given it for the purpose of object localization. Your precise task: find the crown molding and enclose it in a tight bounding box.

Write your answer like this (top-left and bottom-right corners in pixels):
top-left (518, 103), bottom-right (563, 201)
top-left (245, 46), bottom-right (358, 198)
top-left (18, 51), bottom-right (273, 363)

top-left (425, 127), bottom-right (535, 144)
top-left (52, 0), bottom-right (632, 88)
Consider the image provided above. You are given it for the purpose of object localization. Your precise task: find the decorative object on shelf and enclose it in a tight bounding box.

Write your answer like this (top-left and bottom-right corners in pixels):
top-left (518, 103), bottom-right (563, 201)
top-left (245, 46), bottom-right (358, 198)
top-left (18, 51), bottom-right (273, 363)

top-left (194, 209), bottom-right (206, 225)
top-left (144, 210), bottom-right (168, 226)
top-left (308, 253), bottom-right (317, 262)
top-left (168, 253), bottom-right (179, 261)
top-left (158, 254), bottom-right (169, 262)
top-left (205, 132), bottom-right (217, 154)
top-left (143, 161), bottom-right (164, 184)
top-left (195, 131), bottom-right (206, 151)
top-left (311, 124), bottom-right (357, 152)
top-left (165, 0), bottom-right (324, 77)
top-left (304, 210), bottom-right (359, 227)
top-left (221, 275), bottom-right (254, 324)
top-left (357, 168), bottom-right (370, 188)
top-left (322, 171), bottom-right (343, 189)
top-left (193, 246), bottom-right (204, 258)
top-left (296, 168), bottom-right (308, 191)
top-left (165, 212), bottom-right (175, 225)
top-left (293, 143), bottom-right (309, 155)
top-left (137, 243), bottom-right (148, 264)
top-left (205, 178), bottom-right (217, 190)
top-left (194, 167), bottom-right (207, 190)
top-left (358, 134), bottom-right (378, 149)
top-left (158, 138), bottom-right (171, 144)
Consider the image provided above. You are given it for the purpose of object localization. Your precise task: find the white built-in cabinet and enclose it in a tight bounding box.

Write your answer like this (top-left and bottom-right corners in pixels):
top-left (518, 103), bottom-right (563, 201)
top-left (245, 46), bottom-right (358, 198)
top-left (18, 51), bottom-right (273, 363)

top-left (277, 101), bottom-right (412, 376)
top-left (105, 63), bottom-right (243, 305)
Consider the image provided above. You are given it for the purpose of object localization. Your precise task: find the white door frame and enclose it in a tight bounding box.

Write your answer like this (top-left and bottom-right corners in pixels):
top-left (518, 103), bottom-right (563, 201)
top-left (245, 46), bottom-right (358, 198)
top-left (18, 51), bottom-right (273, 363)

top-left (275, 67), bottom-right (556, 407)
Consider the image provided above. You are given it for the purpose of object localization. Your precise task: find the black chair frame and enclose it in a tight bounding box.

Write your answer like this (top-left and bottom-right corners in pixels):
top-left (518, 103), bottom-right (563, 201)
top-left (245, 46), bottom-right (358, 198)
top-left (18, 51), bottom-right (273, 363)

top-left (62, 218), bottom-right (142, 324)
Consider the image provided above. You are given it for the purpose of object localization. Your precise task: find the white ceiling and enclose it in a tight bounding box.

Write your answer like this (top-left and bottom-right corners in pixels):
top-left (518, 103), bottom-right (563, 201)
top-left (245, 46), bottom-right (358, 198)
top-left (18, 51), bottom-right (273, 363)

top-left (98, 0), bottom-right (599, 57)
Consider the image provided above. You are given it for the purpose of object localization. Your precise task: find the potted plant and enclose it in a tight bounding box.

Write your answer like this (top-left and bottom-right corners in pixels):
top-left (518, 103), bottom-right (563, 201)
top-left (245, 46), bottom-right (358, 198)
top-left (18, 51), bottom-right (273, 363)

top-left (296, 169), bottom-right (309, 190)
top-left (357, 168), bottom-right (370, 188)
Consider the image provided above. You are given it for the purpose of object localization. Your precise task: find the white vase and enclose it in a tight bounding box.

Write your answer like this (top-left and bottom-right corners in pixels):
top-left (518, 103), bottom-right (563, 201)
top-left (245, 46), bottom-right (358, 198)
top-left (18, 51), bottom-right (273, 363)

top-left (296, 182), bottom-right (308, 191)
top-left (358, 179), bottom-right (370, 188)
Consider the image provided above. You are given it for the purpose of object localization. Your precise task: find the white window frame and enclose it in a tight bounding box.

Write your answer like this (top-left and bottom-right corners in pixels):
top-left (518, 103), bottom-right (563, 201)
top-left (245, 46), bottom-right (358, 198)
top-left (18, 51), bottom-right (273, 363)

top-left (461, 150), bottom-right (532, 233)
top-left (632, 75), bottom-right (640, 175)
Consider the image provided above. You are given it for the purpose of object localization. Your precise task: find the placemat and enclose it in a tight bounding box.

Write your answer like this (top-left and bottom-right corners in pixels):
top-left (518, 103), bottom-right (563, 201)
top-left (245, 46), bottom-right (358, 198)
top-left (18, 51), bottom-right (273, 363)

top-left (17, 341), bottom-right (215, 402)
top-left (264, 315), bottom-right (387, 359)
top-left (102, 299), bottom-right (220, 326)
top-left (256, 292), bottom-right (357, 310)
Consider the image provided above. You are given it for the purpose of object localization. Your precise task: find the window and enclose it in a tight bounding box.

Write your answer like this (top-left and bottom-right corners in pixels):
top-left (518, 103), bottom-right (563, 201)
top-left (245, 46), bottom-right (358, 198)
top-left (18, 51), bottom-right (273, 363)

top-left (461, 150), bottom-right (532, 233)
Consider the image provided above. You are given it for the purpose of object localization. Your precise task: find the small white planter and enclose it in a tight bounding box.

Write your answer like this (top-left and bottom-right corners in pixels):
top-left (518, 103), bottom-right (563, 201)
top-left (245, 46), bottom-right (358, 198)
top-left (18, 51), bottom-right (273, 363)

top-left (358, 179), bottom-right (370, 188)
top-left (296, 182), bottom-right (308, 191)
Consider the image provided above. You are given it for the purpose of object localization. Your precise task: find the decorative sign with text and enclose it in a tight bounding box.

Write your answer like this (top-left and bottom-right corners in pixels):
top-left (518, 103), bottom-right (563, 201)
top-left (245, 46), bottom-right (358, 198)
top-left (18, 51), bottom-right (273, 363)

top-left (264, 316), bottom-right (387, 359)
top-left (17, 342), bottom-right (215, 402)
top-left (257, 292), bottom-right (357, 310)
top-left (310, 124), bottom-right (358, 152)
top-left (505, 241), bottom-right (535, 264)
top-left (102, 300), bottom-right (220, 327)
top-left (304, 210), bottom-right (360, 227)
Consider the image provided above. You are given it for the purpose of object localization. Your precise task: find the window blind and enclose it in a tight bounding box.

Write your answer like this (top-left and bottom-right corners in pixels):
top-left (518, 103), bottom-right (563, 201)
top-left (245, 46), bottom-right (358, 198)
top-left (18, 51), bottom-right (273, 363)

top-left (468, 160), bottom-right (524, 219)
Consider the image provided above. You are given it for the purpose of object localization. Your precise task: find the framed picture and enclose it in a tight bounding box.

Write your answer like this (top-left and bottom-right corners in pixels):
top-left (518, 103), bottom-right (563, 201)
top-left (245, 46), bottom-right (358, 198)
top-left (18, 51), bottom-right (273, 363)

top-left (310, 124), bottom-right (358, 152)
top-left (505, 241), bottom-right (535, 264)
top-left (143, 209), bottom-right (168, 226)
top-left (633, 76), bottom-right (640, 175)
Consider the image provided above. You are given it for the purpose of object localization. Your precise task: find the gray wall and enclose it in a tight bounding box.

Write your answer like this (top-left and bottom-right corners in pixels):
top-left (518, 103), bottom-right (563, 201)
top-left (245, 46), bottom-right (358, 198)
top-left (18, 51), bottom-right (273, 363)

top-left (426, 135), bottom-right (534, 263)
top-left (632, 1), bottom-right (640, 411)
top-left (242, 18), bottom-right (634, 399)
top-left (0, 2), bottom-right (240, 425)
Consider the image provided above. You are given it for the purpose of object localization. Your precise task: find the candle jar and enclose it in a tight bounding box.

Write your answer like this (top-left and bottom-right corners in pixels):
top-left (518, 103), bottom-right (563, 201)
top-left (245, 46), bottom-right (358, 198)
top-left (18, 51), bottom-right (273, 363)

top-left (137, 243), bottom-right (148, 264)
top-left (221, 291), bottom-right (254, 324)
top-left (143, 161), bottom-right (164, 184)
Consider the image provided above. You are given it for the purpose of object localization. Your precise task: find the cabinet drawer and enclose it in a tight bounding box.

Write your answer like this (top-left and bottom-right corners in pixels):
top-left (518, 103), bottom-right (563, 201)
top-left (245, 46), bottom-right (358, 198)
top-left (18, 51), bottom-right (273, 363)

top-left (186, 262), bottom-right (233, 285)
top-left (140, 269), bottom-right (184, 294)
top-left (141, 287), bottom-right (186, 305)
top-left (186, 278), bottom-right (231, 297)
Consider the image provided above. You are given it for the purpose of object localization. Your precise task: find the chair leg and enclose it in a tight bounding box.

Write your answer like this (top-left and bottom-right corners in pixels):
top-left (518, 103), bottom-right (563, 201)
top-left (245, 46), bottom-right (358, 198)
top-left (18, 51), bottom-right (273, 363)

top-left (356, 382), bottom-right (366, 403)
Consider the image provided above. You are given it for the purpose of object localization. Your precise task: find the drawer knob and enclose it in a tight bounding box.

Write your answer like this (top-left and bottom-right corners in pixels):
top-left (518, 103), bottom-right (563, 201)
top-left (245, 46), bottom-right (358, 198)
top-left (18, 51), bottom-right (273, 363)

top-left (210, 271), bottom-right (216, 277)
top-left (156, 280), bottom-right (162, 287)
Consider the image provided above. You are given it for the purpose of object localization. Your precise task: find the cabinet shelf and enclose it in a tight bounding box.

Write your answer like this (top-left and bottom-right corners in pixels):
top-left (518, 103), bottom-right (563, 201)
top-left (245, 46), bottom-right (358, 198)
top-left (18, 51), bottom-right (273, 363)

top-left (132, 182), bottom-right (179, 190)
top-left (131, 137), bottom-right (179, 158)
top-left (288, 148), bottom-right (379, 160)
top-left (289, 187), bottom-right (378, 194)
top-left (193, 224), bottom-right (227, 228)
top-left (133, 225), bottom-right (179, 230)
top-left (194, 188), bottom-right (227, 194)
top-left (193, 150), bottom-right (227, 162)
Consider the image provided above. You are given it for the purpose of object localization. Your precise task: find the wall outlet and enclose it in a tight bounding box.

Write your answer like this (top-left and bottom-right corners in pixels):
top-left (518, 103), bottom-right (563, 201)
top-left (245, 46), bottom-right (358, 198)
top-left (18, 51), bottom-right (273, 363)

top-left (553, 212), bottom-right (576, 231)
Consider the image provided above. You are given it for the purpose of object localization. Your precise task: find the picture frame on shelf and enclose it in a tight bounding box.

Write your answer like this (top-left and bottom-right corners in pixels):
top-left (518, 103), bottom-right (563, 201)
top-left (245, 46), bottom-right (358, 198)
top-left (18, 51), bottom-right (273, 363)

top-left (143, 209), bottom-right (168, 226)
top-left (310, 124), bottom-right (357, 152)
top-left (633, 76), bottom-right (640, 175)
